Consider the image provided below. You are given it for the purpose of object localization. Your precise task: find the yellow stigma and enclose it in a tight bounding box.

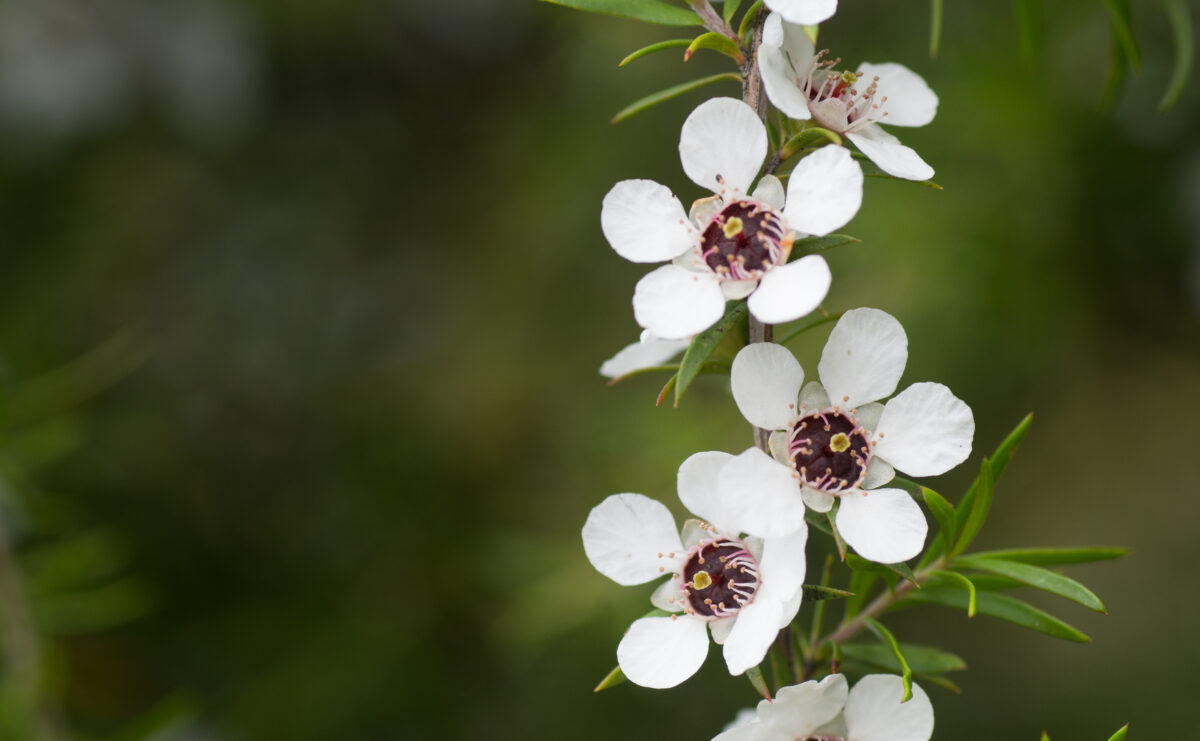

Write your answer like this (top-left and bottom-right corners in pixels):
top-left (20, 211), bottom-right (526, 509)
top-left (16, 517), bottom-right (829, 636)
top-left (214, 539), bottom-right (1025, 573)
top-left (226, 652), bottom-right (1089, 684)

top-left (830, 432), bottom-right (852, 453)
top-left (840, 70), bottom-right (859, 85)
top-left (722, 217), bottom-right (744, 238)
top-left (691, 571), bottom-right (713, 590)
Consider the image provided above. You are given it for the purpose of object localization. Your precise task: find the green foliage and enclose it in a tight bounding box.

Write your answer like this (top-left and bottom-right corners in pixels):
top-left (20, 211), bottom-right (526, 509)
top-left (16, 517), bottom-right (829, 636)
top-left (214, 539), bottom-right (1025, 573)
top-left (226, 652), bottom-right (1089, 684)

top-left (839, 641), bottom-right (966, 675)
top-left (611, 72), bottom-right (742, 123)
top-left (539, 0), bottom-right (700, 26)
top-left (802, 584), bottom-right (855, 601)
top-left (929, 0), bottom-right (944, 59)
top-left (685, 32), bottom-right (745, 64)
top-left (965, 546), bottom-right (1128, 565)
top-left (618, 38), bottom-right (692, 66)
top-left (746, 665), bottom-right (772, 700)
top-left (895, 587), bottom-right (1090, 642)
top-left (674, 301), bottom-right (747, 405)
top-left (593, 665), bottom-right (626, 692)
top-left (789, 234), bottom-right (860, 258)
top-left (723, 0), bottom-right (745, 24)
top-left (863, 618), bottom-right (913, 702)
top-left (921, 487), bottom-right (956, 560)
top-left (929, 570), bottom-right (977, 617)
top-left (951, 457), bottom-right (994, 557)
top-left (954, 556), bottom-right (1106, 612)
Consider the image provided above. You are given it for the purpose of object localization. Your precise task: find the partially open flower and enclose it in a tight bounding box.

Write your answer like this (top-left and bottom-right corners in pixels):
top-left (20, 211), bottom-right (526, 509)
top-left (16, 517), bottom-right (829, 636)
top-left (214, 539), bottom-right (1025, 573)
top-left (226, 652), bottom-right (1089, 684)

top-left (719, 308), bottom-right (974, 563)
top-left (580, 452), bottom-right (808, 688)
top-left (601, 97), bottom-right (863, 340)
top-left (758, 13), bottom-right (939, 181)
top-left (713, 673), bottom-right (934, 741)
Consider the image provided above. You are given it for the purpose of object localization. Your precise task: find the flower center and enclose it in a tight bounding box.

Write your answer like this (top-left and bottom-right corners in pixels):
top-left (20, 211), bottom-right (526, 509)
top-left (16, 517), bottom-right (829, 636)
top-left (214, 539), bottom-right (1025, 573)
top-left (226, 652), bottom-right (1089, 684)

top-left (788, 411), bottom-right (871, 493)
top-left (679, 538), bottom-right (760, 619)
top-left (799, 49), bottom-right (887, 134)
top-left (700, 200), bottom-right (788, 281)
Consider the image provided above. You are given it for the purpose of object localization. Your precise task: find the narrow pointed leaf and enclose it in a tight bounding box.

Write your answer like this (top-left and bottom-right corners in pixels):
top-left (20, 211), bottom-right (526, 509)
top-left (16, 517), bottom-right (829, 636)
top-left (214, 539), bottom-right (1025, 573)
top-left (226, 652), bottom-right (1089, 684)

top-left (845, 553), bottom-right (919, 587)
top-left (954, 413), bottom-right (1031, 534)
top-left (802, 584), bottom-right (855, 601)
top-left (540, 0), bottom-right (701, 26)
top-left (656, 375), bottom-right (676, 406)
top-left (1160, 0), bottom-right (1194, 111)
top-left (964, 546), bottom-right (1128, 566)
top-left (737, 1), bottom-right (763, 39)
top-left (929, 570), bottom-right (977, 617)
top-left (723, 0), bottom-right (745, 24)
top-left (826, 511), bottom-right (848, 562)
top-left (843, 568), bottom-right (877, 621)
top-left (594, 665), bottom-right (626, 691)
top-left (789, 234), bottom-right (859, 258)
top-left (862, 618), bottom-right (913, 702)
top-left (929, 0), bottom-right (943, 59)
top-left (674, 301), bottom-right (747, 405)
top-left (1108, 724), bottom-right (1129, 741)
top-left (839, 641), bottom-right (966, 674)
top-left (915, 672), bottom-right (962, 694)
top-left (612, 73), bottom-right (742, 123)
top-left (955, 556), bottom-right (1106, 612)
top-left (921, 487), bottom-right (956, 560)
top-left (894, 586), bottom-right (1090, 642)
top-left (781, 126), bottom-right (843, 156)
top-left (746, 664), bottom-right (772, 700)
top-left (1100, 0), bottom-right (1141, 71)
top-left (951, 457), bottom-right (993, 557)
top-left (684, 32), bottom-right (745, 64)
top-left (618, 38), bottom-right (692, 66)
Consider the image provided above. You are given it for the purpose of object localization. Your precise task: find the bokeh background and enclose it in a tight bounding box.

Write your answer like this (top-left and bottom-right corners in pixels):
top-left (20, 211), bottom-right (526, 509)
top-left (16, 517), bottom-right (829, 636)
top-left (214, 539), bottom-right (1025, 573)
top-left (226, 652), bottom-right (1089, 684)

top-left (0, 0), bottom-right (1196, 738)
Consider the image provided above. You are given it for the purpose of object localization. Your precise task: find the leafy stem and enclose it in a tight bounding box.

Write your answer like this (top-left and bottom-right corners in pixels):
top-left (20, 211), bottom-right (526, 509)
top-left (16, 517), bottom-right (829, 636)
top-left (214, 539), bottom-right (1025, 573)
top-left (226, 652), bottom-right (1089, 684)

top-left (688, 0), bottom-right (740, 44)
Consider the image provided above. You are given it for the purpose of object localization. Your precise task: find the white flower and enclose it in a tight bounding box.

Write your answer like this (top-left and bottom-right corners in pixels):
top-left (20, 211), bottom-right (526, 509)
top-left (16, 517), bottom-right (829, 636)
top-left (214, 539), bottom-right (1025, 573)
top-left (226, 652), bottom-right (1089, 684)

top-left (713, 673), bottom-right (934, 741)
top-left (758, 13), bottom-right (939, 181)
top-left (719, 308), bottom-right (974, 563)
top-left (580, 452), bottom-right (808, 688)
top-left (763, 0), bottom-right (837, 26)
top-left (599, 330), bottom-right (692, 379)
top-left (601, 97), bottom-right (863, 340)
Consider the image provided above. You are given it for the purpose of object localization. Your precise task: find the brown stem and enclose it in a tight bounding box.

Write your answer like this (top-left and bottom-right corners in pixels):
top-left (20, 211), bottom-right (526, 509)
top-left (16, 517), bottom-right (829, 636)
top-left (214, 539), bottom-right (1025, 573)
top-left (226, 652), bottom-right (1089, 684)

top-left (688, 0), bottom-right (739, 41)
top-left (823, 560), bottom-right (943, 648)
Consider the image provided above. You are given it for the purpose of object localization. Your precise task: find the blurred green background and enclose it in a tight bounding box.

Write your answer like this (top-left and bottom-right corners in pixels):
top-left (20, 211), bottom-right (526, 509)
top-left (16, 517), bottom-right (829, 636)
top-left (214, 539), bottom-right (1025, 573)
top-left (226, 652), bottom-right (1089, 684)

top-left (0, 0), bottom-right (1196, 738)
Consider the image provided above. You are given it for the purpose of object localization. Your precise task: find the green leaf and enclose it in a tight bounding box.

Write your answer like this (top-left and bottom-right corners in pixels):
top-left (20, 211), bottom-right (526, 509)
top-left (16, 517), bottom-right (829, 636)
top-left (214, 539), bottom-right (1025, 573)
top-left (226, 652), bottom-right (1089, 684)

top-left (723, 0), bottom-right (745, 24)
top-left (777, 311), bottom-right (843, 345)
top-left (593, 665), bottom-right (626, 691)
top-left (746, 664), bottom-right (772, 700)
top-left (921, 487), bottom-right (956, 560)
top-left (684, 32), bottom-right (745, 64)
top-left (1107, 723), bottom-right (1129, 741)
top-left (862, 618), bottom-right (913, 702)
top-left (1160, 0), bottom-right (1194, 111)
top-left (826, 510), bottom-right (848, 562)
top-left (915, 672), bottom-right (962, 694)
top-left (802, 584), bottom-right (855, 601)
top-left (737, 0), bottom-right (764, 39)
top-left (1100, 0), bottom-right (1141, 71)
top-left (789, 234), bottom-right (859, 257)
top-left (805, 508), bottom-right (834, 536)
top-left (781, 126), bottom-right (843, 156)
top-left (894, 586), bottom-right (1091, 643)
top-left (966, 573), bottom-right (1027, 591)
top-left (674, 301), bottom-right (747, 405)
top-left (929, 0), bottom-right (943, 59)
top-left (539, 0), bottom-right (700, 26)
top-left (612, 72), bottom-right (742, 123)
top-left (1040, 734), bottom-right (1051, 741)
top-left (1099, 25), bottom-right (1127, 112)
top-left (954, 413), bottom-right (1032, 536)
top-left (845, 553), bottom-right (919, 587)
top-left (951, 457), bottom-right (993, 557)
top-left (955, 556), bottom-right (1106, 612)
top-left (618, 38), bottom-right (692, 67)
top-left (929, 570), bottom-right (977, 617)
top-left (963, 546), bottom-right (1128, 566)
top-left (839, 641), bottom-right (967, 674)
top-left (842, 569), bottom-right (877, 621)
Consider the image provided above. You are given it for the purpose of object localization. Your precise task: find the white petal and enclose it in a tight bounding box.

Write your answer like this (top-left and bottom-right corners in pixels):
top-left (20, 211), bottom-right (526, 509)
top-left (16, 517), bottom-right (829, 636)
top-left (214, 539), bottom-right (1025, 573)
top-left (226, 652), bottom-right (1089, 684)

top-left (713, 718), bottom-right (780, 741)
top-left (854, 401), bottom-right (885, 432)
top-left (710, 616), bottom-right (736, 645)
top-left (798, 381), bottom-right (831, 411)
top-left (836, 488), bottom-right (927, 564)
top-left (731, 343), bottom-right (805, 430)
top-left (718, 448), bottom-right (808, 538)
top-left (818, 308), bottom-right (908, 409)
top-left (769, 429), bottom-right (790, 464)
top-left (782, 145), bottom-right (863, 236)
top-left (599, 336), bottom-right (691, 379)
top-left (751, 174), bottom-right (787, 209)
top-left (582, 493), bottom-right (684, 585)
top-left (690, 194), bottom-right (724, 228)
top-left (759, 674), bottom-right (848, 736)
top-left (680, 97), bottom-right (767, 197)
top-left (601, 179), bottom-right (696, 262)
top-left (651, 577), bottom-right (685, 612)
top-left (764, 0), bottom-right (838, 25)
top-left (776, 589), bottom-right (803, 629)
top-left (862, 457), bottom-right (895, 489)
top-left (617, 616), bottom-right (709, 689)
top-left (681, 518), bottom-right (711, 548)
top-left (874, 382), bottom-right (974, 477)
top-left (856, 62), bottom-right (938, 128)
top-left (758, 15), bottom-right (813, 120)
top-left (722, 597), bottom-right (782, 675)
top-left (633, 265), bottom-right (726, 340)
top-left (678, 451), bottom-right (736, 527)
top-left (800, 486), bottom-right (834, 513)
top-left (747, 255), bottom-right (831, 324)
top-left (844, 675), bottom-right (934, 741)
top-left (722, 279), bottom-right (759, 300)
top-left (758, 526), bottom-right (808, 604)
top-left (846, 125), bottom-right (934, 181)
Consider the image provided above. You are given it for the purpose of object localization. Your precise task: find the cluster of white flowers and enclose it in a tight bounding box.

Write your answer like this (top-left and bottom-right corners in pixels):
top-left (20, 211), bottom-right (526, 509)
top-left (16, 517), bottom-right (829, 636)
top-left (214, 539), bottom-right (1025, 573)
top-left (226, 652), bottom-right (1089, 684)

top-left (583, 2), bottom-right (956, 738)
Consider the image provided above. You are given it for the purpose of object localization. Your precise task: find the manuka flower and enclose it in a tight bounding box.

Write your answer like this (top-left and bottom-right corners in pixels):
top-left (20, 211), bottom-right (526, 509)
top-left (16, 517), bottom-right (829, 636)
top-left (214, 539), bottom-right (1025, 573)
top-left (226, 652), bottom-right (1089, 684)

top-left (599, 330), bottom-right (691, 380)
top-left (581, 452), bottom-right (808, 688)
top-left (601, 97), bottom-right (863, 340)
top-left (758, 13), bottom-right (939, 180)
top-left (763, 0), bottom-right (837, 26)
top-left (713, 673), bottom-right (934, 741)
top-left (718, 308), bottom-right (974, 563)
